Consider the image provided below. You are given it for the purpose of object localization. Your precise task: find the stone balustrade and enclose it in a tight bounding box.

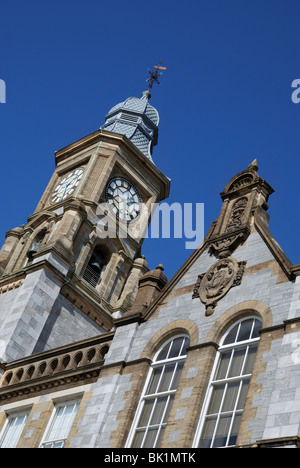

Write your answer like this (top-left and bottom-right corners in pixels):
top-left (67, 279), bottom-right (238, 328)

top-left (0, 332), bottom-right (114, 401)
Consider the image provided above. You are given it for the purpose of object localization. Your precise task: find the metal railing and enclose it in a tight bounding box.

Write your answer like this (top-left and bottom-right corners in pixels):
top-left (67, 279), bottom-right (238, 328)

top-left (82, 265), bottom-right (101, 288)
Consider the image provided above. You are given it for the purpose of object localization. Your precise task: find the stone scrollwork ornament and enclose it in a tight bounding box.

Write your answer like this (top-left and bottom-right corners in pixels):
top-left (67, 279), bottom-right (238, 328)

top-left (209, 231), bottom-right (248, 258)
top-left (192, 258), bottom-right (247, 316)
top-left (226, 198), bottom-right (248, 233)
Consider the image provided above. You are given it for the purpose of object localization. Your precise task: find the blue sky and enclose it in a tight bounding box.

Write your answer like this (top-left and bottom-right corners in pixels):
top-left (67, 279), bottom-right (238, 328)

top-left (1, 0), bottom-right (300, 281)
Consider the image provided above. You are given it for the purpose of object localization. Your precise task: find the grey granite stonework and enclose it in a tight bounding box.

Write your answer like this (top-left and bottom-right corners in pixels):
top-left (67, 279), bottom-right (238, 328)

top-left (0, 111), bottom-right (299, 449)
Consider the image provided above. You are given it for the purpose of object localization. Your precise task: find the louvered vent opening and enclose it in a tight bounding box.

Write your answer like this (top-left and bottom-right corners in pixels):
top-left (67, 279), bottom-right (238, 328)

top-left (120, 112), bottom-right (139, 122)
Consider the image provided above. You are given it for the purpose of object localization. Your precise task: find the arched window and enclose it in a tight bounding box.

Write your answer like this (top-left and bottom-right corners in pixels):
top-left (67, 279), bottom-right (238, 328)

top-left (26, 230), bottom-right (46, 260)
top-left (194, 317), bottom-right (262, 448)
top-left (127, 334), bottom-right (190, 448)
top-left (82, 246), bottom-right (109, 288)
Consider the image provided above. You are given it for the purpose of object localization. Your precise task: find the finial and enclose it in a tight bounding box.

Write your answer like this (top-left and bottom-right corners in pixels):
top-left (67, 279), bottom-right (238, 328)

top-left (145, 61), bottom-right (167, 97)
top-left (248, 159), bottom-right (259, 172)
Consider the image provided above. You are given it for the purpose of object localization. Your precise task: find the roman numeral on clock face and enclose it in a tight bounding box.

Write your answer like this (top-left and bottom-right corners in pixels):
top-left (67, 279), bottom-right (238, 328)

top-left (105, 177), bottom-right (141, 222)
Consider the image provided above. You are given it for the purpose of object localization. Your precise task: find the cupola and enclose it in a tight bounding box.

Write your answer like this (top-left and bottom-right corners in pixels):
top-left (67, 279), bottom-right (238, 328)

top-left (100, 90), bottom-right (159, 163)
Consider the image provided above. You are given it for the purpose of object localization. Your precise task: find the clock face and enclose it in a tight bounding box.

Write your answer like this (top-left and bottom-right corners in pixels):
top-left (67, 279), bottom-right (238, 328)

top-left (106, 177), bottom-right (141, 222)
top-left (52, 168), bottom-right (85, 204)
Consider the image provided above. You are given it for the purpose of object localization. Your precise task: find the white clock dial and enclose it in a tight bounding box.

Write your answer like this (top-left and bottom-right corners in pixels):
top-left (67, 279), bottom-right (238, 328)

top-left (106, 177), bottom-right (141, 222)
top-left (52, 168), bottom-right (85, 203)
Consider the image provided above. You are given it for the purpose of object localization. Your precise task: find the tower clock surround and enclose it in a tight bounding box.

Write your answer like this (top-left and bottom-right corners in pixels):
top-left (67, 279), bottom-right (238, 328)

top-left (105, 176), bottom-right (141, 223)
top-left (51, 167), bottom-right (85, 203)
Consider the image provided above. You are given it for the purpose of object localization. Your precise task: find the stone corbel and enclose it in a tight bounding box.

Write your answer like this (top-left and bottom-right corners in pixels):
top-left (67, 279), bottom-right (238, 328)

top-left (208, 227), bottom-right (250, 258)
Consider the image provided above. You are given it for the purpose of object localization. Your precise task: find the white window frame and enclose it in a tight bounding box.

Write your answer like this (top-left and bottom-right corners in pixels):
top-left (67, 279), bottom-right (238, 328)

top-left (0, 410), bottom-right (29, 448)
top-left (126, 334), bottom-right (190, 448)
top-left (39, 399), bottom-right (80, 448)
top-left (193, 316), bottom-right (262, 448)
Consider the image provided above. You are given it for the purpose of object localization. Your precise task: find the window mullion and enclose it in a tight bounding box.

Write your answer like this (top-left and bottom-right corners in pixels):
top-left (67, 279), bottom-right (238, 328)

top-left (225, 379), bottom-right (244, 447)
top-left (153, 395), bottom-right (170, 448)
top-left (210, 382), bottom-right (228, 448)
top-left (235, 322), bottom-right (241, 343)
top-left (178, 338), bottom-right (186, 356)
top-left (167, 361), bottom-right (178, 391)
top-left (154, 365), bottom-right (165, 394)
top-left (224, 349), bottom-right (235, 380)
top-left (154, 355), bottom-right (186, 366)
top-left (165, 341), bottom-right (173, 360)
top-left (140, 397), bottom-right (158, 448)
top-left (211, 373), bottom-right (252, 386)
top-left (54, 405), bottom-right (65, 441)
top-left (64, 403), bottom-right (78, 439)
top-left (220, 337), bottom-right (260, 352)
top-left (144, 389), bottom-right (176, 399)
top-left (240, 345), bottom-right (250, 376)
top-left (249, 319), bottom-right (256, 340)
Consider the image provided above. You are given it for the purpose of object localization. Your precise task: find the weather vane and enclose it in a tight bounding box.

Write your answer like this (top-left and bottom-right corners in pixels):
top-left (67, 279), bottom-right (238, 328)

top-left (146, 61), bottom-right (167, 92)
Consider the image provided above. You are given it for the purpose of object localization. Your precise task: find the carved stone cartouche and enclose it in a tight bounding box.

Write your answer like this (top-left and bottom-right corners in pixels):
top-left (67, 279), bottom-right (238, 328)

top-left (193, 258), bottom-right (247, 316)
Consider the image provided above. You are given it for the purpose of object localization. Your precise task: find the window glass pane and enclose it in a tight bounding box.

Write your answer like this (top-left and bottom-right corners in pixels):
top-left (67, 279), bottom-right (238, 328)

top-left (163, 395), bottom-right (174, 423)
top-left (156, 342), bottom-right (171, 361)
top-left (207, 384), bottom-right (225, 415)
top-left (132, 429), bottom-right (145, 448)
top-left (228, 413), bottom-right (242, 446)
top-left (138, 400), bottom-right (155, 427)
top-left (251, 319), bottom-right (262, 339)
top-left (215, 351), bottom-right (232, 380)
top-left (143, 428), bottom-right (158, 448)
top-left (243, 345), bottom-right (258, 375)
top-left (151, 397), bottom-right (168, 425)
top-left (147, 367), bottom-right (163, 394)
top-left (237, 319), bottom-right (253, 342)
top-left (43, 441), bottom-right (65, 448)
top-left (237, 379), bottom-right (250, 410)
top-left (170, 362), bottom-right (184, 390)
top-left (0, 413), bottom-right (28, 448)
top-left (228, 347), bottom-right (246, 377)
top-left (223, 324), bottom-right (239, 345)
top-left (198, 417), bottom-right (217, 448)
top-left (48, 406), bottom-right (65, 440)
top-left (180, 337), bottom-right (190, 356)
top-left (168, 337), bottom-right (185, 359)
top-left (158, 364), bottom-right (176, 392)
top-left (212, 414), bottom-right (232, 448)
top-left (155, 427), bottom-right (165, 447)
top-left (222, 381), bottom-right (240, 412)
top-left (43, 401), bottom-right (79, 448)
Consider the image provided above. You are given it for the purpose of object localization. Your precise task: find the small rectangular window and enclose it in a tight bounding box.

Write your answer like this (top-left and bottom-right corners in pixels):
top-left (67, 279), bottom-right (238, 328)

top-left (0, 411), bottom-right (29, 448)
top-left (40, 400), bottom-right (80, 448)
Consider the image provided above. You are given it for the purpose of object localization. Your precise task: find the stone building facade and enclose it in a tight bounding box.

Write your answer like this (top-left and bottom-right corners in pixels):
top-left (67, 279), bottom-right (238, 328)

top-left (0, 91), bottom-right (299, 449)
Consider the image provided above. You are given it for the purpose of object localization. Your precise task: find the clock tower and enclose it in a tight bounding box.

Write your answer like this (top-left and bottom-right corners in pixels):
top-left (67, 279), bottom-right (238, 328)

top-left (0, 90), bottom-right (170, 362)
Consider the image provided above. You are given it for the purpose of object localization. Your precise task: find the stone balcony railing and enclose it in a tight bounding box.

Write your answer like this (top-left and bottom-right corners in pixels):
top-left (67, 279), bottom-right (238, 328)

top-left (0, 332), bottom-right (114, 402)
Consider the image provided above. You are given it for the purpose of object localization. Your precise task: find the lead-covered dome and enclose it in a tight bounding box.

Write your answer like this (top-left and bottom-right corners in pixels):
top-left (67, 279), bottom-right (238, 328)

top-left (100, 91), bottom-right (159, 163)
